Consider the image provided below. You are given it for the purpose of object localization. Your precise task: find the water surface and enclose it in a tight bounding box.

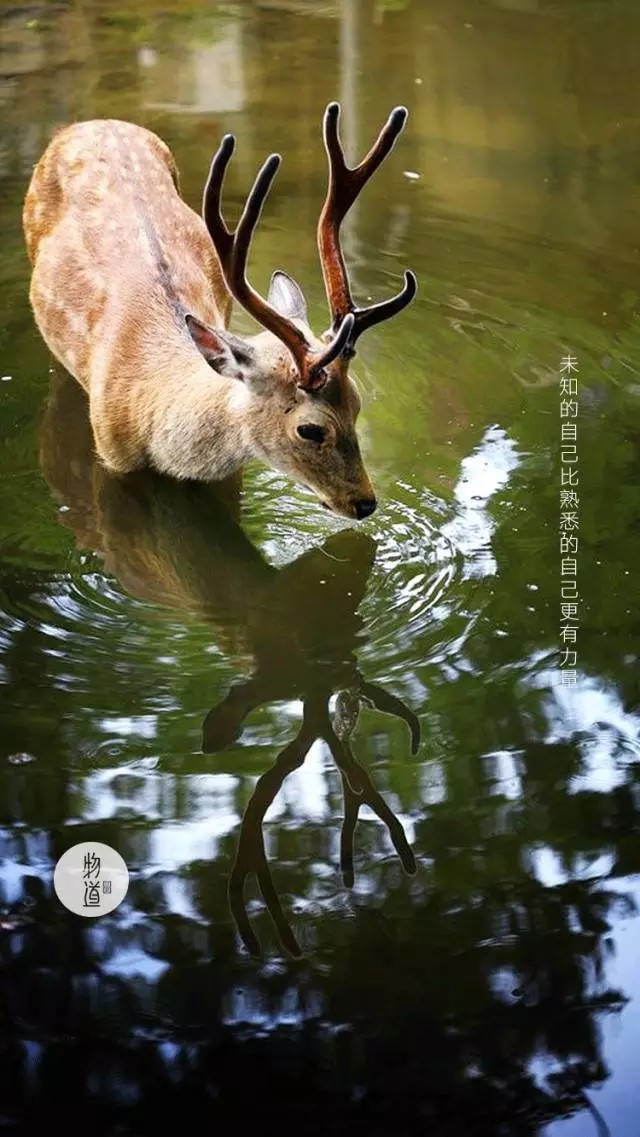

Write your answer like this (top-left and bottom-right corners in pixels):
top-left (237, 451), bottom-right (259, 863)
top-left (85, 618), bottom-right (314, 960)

top-left (1, 2), bottom-right (640, 1133)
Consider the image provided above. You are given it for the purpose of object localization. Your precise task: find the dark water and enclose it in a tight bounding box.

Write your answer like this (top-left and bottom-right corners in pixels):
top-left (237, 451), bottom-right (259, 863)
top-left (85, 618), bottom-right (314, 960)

top-left (1, 1), bottom-right (640, 1133)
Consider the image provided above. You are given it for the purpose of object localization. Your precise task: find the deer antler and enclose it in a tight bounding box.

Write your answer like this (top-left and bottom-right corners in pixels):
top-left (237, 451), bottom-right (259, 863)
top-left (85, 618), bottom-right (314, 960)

top-left (203, 134), bottom-right (354, 391)
top-left (318, 103), bottom-right (417, 354)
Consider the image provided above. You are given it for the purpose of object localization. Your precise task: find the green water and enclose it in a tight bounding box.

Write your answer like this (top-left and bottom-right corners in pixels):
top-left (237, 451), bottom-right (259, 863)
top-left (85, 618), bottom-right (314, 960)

top-left (1, 1), bottom-right (640, 1132)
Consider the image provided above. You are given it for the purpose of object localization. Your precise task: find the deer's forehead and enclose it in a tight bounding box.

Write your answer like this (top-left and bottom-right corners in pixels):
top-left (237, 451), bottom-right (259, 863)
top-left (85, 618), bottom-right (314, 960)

top-left (295, 387), bottom-right (358, 427)
top-left (247, 332), bottom-right (359, 415)
top-left (319, 372), bottom-right (360, 413)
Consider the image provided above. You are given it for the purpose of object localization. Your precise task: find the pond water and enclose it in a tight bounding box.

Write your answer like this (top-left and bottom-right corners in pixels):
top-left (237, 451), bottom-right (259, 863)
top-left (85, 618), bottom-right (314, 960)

top-left (1, 1), bottom-right (640, 1133)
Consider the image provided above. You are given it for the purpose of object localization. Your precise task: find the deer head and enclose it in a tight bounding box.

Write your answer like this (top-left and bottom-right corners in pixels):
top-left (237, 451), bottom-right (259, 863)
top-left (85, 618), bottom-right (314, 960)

top-left (195, 103), bottom-right (417, 520)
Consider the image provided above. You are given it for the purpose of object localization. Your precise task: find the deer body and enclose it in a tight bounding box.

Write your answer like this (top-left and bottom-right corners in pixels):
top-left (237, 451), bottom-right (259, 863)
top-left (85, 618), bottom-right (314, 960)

top-left (24, 120), bottom-right (279, 482)
top-left (24, 109), bottom-right (416, 518)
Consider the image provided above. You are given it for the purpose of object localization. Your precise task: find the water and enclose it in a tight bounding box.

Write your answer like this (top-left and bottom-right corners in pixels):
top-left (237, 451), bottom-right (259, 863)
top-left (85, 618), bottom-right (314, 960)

top-left (1, 1), bottom-right (640, 1132)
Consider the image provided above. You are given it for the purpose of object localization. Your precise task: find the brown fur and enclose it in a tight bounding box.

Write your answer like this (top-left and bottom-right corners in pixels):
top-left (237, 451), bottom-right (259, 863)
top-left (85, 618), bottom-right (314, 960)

top-left (23, 119), bottom-right (375, 519)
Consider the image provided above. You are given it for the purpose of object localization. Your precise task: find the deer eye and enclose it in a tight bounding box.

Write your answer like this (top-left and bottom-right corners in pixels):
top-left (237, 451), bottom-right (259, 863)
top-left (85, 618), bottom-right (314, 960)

top-left (297, 424), bottom-right (325, 444)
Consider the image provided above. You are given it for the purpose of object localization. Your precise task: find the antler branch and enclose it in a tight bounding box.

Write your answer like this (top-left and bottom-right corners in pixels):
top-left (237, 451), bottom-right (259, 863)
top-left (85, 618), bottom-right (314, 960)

top-left (203, 134), bottom-right (354, 390)
top-left (318, 103), bottom-right (417, 351)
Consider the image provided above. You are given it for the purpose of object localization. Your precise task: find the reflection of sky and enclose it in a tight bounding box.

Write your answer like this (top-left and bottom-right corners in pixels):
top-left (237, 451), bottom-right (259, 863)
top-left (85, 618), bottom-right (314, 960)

top-left (139, 26), bottom-right (245, 115)
top-left (263, 738), bottom-right (330, 823)
top-left (542, 878), bottom-right (640, 1137)
top-left (441, 424), bottom-right (520, 578)
top-left (537, 668), bottom-right (640, 789)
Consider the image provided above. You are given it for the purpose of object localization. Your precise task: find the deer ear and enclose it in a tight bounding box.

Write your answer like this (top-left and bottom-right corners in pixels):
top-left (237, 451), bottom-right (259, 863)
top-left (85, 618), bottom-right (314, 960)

top-left (267, 271), bottom-right (308, 322)
top-left (186, 315), bottom-right (252, 380)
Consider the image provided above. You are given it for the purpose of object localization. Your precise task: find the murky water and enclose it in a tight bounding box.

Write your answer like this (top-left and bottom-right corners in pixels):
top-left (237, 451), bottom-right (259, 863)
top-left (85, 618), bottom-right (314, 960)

top-left (2, 1), bottom-right (640, 1132)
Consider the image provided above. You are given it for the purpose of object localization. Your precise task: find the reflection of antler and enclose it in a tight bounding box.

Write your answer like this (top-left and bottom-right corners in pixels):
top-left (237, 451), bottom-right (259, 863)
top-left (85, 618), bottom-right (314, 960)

top-left (222, 680), bottom-right (420, 957)
top-left (229, 715), bottom-right (315, 959)
top-left (359, 681), bottom-right (421, 754)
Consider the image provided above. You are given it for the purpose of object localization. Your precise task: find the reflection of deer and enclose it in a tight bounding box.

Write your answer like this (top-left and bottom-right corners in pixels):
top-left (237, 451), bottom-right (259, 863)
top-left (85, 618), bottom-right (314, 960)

top-left (24, 105), bottom-right (416, 519)
top-left (40, 375), bottom-right (420, 955)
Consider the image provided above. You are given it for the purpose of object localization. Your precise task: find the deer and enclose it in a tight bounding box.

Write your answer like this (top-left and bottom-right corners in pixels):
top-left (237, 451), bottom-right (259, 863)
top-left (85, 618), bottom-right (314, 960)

top-left (40, 372), bottom-right (421, 956)
top-left (23, 104), bottom-right (417, 520)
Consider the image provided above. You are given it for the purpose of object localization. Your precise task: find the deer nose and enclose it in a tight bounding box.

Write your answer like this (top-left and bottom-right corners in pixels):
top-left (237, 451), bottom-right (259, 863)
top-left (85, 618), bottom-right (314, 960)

top-left (354, 497), bottom-right (377, 519)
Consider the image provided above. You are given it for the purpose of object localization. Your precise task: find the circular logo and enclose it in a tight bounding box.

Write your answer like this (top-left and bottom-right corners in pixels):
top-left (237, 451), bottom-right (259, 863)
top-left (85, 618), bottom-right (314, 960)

top-left (54, 842), bottom-right (129, 917)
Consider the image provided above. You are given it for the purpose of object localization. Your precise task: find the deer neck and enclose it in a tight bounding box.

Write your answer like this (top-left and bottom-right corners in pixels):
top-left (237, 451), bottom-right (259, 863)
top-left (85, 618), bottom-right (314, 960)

top-left (135, 326), bottom-right (257, 482)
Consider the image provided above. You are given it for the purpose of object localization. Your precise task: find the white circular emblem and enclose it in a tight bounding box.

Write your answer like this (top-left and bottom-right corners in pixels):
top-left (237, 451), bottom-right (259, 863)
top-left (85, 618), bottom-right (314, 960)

top-left (53, 842), bottom-right (129, 917)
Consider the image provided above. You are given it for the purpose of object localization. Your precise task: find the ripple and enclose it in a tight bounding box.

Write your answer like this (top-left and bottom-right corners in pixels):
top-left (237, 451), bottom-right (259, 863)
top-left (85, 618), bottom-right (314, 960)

top-left (0, 563), bottom-right (227, 686)
top-left (239, 465), bottom-right (461, 677)
top-left (359, 482), bottom-right (460, 664)
top-left (0, 421), bottom-right (522, 727)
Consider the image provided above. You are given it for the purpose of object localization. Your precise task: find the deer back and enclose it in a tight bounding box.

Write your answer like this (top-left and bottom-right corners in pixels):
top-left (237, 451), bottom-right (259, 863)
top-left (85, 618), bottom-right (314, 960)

top-left (24, 119), bottom-right (231, 381)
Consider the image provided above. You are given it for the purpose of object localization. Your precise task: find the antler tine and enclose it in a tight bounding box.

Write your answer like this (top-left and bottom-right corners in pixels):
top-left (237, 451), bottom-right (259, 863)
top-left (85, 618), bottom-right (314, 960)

top-left (318, 102), bottom-right (417, 348)
top-left (202, 133), bottom-right (235, 262)
top-left (203, 142), bottom-right (309, 369)
top-left (325, 102), bottom-right (409, 178)
top-left (350, 270), bottom-right (418, 340)
top-left (203, 133), bottom-right (356, 391)
top-left (235, 161), bottom-right (356, 381)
